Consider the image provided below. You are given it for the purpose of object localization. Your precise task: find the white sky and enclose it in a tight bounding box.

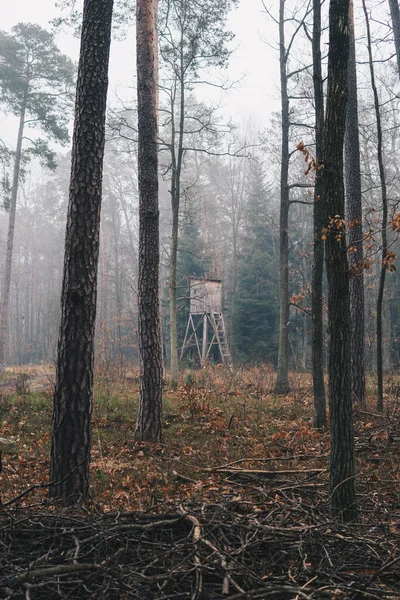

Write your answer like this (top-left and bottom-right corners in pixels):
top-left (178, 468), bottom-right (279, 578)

top-left (1, 0), bottom-right (280, 147)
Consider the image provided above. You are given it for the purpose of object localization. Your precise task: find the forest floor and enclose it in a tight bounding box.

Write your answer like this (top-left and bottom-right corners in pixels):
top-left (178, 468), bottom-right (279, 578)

top-left (0, 363), bottom-right (399, 598)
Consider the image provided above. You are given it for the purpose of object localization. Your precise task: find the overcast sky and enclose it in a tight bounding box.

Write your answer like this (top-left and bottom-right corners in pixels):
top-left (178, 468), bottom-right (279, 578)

top-left (1, 0), bottom-right (280, 147)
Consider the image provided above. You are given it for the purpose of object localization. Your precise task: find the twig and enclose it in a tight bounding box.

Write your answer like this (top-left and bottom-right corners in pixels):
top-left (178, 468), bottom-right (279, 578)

top-left (179, 505), bottom-right (202, 600)
top-left (3, 456), bottom-right (90, 507)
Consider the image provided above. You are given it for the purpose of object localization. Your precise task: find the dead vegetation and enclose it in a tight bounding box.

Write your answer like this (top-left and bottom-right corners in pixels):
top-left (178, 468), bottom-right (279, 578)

top-left (0, 364), bottom-right (399, 598)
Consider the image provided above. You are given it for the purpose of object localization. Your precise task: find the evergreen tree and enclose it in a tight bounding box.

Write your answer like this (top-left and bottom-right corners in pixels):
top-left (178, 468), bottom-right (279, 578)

top-left (50, 0), bottom-right (114, 504)
top-left (176, 199), bottom-right (209, 363)
top-left (234, 160), bottom-right (279, 363)
top-left (0, 24), bottom-right (75, 372)
top-left (134, 0), bottom-right (164, 442)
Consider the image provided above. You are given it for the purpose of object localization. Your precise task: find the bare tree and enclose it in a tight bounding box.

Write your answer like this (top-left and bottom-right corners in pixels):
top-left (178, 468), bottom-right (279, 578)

top-left (311, 0), bottom-right (326, 426)
top-left (345, 0), bottom-right (366, 405)
top-left (362, 0), bottom-right (389, 412)
top-left (158, 0), bottom-right (238, 387)
top-left (323, 0), bottom-right (356, 521)
top-left (275, 0), bottom-right (291, 394)
top-left (271, 0), bottom-right (312, 394)
top-left (388, 0), bottom-right (400, 77)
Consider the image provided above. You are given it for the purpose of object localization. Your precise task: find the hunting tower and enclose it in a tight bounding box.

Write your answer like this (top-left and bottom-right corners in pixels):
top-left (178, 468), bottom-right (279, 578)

top-left (180, 278), bottom-right (232, 366)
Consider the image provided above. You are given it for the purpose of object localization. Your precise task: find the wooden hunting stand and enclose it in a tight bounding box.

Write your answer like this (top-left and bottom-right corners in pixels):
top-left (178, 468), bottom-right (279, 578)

top-left (179, 278), bottom-right (232, 367)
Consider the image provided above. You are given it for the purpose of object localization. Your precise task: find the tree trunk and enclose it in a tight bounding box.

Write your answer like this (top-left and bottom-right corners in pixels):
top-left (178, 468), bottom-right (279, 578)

top-left (275, 0), bottom-right (291, 395)
top-left (49, 0), bottom-right (113, 505)
top-left (110, 194), bottom-right (123, 368)
top-left (345, 0), bottom-right (366, 405)
top-left (388, 0), bottom-right (400, 77)
top-left (311, 0), bottom-right (326, 427)
top-left (383, 297), bottom-right (391, 371)
top-left (362, 0), bottom-right (388, 412)
top-left (324, 0), bottom-right (356, 521)
top-left (169, 204), bottom-right (179, 388)
top-left (169, 40), bottom-right (185, 389)
top-left (0, 100), bottom-right (26, 372)
top-left (134, 0), bottom-right (163, 441)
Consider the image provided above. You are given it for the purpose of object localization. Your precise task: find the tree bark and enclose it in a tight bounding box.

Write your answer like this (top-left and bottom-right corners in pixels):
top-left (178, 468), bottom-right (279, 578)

top-left (311, 0), bottom-right (326, 427)
top-left (324, 0), bottom-right (357, 521)
top-left (362, 0), bottom-right (388, 412)
top-left (169, 86), bottom-right (179, 387)
top-left (275, 0), bottom-right (291, 395)
top-left (49, 0), bottom-right (113, 505)
top-left (134, 0), bottom-right (163, 441)
top-left (0, 100), bottom-right (26, 372)
top-left (388, 0), bottom-right (400, 78)
top-left (169, 36), bottom-right (185, 389)
top-left (169, 203), bottom-right (179, 388)
top-left (345, 0), bottom-right (366, 405)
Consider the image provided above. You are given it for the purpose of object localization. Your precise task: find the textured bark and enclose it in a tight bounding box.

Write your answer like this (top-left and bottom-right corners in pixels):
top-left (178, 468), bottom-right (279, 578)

top-left (389, 0), bottom-right (400, 78)
top-left (134, 0), bottom-right (163, 441)
top-left (275, 0), bottom-right (290, 395)
top-left (0, 101), bottom-right (26, 372)
top-left (324, 0), bottom-right (356, 521)
top-left (311, 0), bottom-right (326, 428)
top-left (362, 0), bottom-right (388, 412)
top-left (345, 0), bottom-right (366, 406)
top-left (49, 0), bottom-right (113, 505)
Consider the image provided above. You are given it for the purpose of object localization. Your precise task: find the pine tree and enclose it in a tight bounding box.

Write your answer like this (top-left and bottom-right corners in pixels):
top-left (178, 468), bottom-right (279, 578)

top-left (176, 199), bottom-right (209, 363)
top-left (234, 160), bottom-right (279, 363)
top-left (49, 0), bottom-right (114, 504)
top-left (134, 0), bottom-right (164, 442)
top-left (0, 24), bottom-right (74, 372)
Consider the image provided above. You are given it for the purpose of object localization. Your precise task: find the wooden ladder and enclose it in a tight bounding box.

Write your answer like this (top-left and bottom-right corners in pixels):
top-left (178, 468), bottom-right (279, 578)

top-left (209, 313), bottom-right (232, 367)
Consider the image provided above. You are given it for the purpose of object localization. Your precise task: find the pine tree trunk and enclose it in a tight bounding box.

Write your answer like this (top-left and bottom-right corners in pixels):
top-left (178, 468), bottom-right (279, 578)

top-left (324, 0), bottom-right (357, 521)
top-left (389, 0), bottom-right (400, 77)
top-left (362, 0), bottom-right (388, 412)
top-left (275, 0), bottom-right (290, 395)
top-left (0, 101), bottom-right (26, 372)
top-left (345, 0), bottom-right (366, 405)
top-left (312, 0), bottom-right (326, 427)
top-left (134, 0), bottom-right (163, 441)
top-left (49, 0), bottom-right (113, 505)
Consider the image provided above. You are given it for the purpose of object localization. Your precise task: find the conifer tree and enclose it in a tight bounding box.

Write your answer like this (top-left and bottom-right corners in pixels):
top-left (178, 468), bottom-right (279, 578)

top-left (50, 0), bottom-right (114, 504)
top-left (0, 24), bottom-right (74, 372)
top-left (134, 0), bottom-right (164, 441)
top-left (234, 160), bottom-right (279, 363)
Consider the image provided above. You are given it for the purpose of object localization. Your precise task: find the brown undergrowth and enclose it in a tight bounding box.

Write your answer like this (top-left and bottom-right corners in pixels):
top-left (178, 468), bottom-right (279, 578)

top-left (0, 364), bottom-right (399, 598)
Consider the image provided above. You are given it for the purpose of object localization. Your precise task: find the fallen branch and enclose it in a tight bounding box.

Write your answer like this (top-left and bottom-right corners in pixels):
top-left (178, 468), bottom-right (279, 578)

top-left (179, 505), bottom-right (202, 600)
top-left (4, 562), bottom-right (103, 590)
top-left (355, 409), bottom-right (388, 419)
top-left (211, 453), bottom-right (329, 470)
top-left (203, 467), bottom-right (327, 476)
